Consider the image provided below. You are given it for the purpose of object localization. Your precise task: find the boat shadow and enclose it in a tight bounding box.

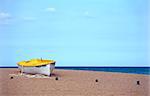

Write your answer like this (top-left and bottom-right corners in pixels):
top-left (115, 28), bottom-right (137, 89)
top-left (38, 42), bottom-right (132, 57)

top-left (50, 73), bottom-right (61, 77)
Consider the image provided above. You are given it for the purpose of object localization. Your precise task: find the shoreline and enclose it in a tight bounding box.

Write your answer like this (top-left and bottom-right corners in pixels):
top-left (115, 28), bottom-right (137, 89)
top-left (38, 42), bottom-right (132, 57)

top-left (0, 68), bottom-right (150, 96)
top-left (0, 67), bottom-right (149, 75)
top-left (56, 69), bottom-right (150, 76)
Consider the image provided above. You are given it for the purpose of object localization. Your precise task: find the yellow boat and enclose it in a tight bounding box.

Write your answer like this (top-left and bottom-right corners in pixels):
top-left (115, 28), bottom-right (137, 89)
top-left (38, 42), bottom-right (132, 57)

top-left (17, 59), bottom-right (55, 76)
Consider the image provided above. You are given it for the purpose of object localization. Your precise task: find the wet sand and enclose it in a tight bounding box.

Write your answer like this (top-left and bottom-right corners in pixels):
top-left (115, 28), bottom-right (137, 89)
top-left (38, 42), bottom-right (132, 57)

top-left (0, 68), bottom-right (150, 96)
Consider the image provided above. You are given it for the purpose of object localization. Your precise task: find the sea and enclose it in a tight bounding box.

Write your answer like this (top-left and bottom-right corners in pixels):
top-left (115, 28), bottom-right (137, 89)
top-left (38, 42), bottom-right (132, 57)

top-left (1, 66), bottom-right (150, 75)
top-left (56, 67), bottom-right (150, 75)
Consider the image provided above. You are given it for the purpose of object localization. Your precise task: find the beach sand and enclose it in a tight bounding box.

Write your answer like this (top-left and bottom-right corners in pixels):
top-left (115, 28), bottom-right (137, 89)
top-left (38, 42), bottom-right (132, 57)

top-left (0, 68), bottom-right (149, 96)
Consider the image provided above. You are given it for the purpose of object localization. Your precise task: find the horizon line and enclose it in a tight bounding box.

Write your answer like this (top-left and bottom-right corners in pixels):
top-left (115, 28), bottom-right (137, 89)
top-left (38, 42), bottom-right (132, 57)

top-left (0, 66), bottom-right (150, 68)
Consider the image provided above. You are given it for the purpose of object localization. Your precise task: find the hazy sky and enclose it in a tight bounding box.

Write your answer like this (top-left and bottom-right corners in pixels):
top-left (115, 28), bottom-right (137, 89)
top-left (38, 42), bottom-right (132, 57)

top-left (0, 0), bottom-right (149, 66)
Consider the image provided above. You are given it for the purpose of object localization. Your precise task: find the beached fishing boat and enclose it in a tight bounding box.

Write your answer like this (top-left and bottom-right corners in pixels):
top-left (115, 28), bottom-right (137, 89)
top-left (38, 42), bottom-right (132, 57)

top-left (17, 59), bottom-right (55, 76)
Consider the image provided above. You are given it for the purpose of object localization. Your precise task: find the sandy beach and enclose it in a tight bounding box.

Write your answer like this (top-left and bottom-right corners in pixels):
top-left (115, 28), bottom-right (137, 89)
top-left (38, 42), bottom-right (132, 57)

top-left (0, 68), bottom-right (149, 96)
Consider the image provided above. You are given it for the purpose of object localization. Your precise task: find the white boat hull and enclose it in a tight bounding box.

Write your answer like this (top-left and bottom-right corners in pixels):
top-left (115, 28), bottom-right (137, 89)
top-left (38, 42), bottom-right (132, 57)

top-left (18, 64), bottom-right (55, 76)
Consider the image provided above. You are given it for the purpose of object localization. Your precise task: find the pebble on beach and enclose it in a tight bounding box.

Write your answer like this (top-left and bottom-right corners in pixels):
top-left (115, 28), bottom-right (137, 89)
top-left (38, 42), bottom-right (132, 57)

top-left (137, 81), bottom-right (140, 85)
top-left (95, 79), bottom-right (98, 82)
top-left (10, 76), bottom-right (13, 79)
top-left (55, 77), bottom-right (58, 80)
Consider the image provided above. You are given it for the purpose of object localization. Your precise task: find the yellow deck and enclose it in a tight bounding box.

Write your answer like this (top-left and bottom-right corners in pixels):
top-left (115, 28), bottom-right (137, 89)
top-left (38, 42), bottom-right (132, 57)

top-left (17, 59), bottom-right (55, 67)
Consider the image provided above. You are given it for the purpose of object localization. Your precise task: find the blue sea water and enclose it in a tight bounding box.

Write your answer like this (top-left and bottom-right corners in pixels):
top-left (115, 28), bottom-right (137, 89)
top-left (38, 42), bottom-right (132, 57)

top-left (56, 67), bottom-right (150, 75)
top-left (1, 67), bottom-right (150, 75)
